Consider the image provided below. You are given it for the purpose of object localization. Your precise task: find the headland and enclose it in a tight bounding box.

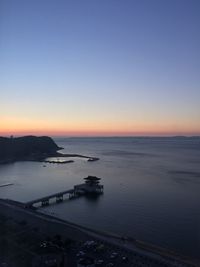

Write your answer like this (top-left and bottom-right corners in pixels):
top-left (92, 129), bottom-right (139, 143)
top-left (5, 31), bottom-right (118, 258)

top-left (0, 136), bottom-right (99, 164)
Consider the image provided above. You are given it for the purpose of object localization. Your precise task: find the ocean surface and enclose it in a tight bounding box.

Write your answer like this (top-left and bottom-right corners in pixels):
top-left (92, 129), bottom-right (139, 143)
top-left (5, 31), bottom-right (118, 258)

top-left (0, 137), bottom-right (200, 259)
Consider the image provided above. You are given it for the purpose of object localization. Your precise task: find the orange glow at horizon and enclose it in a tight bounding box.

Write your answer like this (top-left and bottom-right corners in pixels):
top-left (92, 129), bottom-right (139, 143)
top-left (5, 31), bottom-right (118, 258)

top-left (1, 117), bottom-right (200, 137)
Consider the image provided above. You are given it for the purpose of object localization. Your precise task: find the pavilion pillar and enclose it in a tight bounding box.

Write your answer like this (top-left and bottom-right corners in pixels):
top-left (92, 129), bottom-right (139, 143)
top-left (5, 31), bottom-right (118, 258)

top-left (56, 195), bottom-right (63, 203)
top-left (41, 199), bottom-right (49, 206)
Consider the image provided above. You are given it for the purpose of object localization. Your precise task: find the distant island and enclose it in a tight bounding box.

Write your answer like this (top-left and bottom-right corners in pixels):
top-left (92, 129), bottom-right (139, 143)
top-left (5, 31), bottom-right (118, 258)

top-left (0, 136), bottom-right (99, 164)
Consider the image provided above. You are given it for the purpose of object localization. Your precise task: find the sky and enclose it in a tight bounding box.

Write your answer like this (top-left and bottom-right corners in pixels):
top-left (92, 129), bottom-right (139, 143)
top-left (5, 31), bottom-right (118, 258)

top-left (0, 0), bottom-right (200, 136)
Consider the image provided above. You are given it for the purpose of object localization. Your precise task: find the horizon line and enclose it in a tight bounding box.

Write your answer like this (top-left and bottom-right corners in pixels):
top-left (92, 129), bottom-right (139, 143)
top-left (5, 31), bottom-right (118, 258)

top-left (1, 134), bottom-right (200, 138)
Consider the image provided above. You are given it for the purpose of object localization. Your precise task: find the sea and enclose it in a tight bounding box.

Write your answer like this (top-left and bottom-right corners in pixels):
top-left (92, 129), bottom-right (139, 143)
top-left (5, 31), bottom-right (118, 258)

top-left (0, 137), bottom-right (200, 259)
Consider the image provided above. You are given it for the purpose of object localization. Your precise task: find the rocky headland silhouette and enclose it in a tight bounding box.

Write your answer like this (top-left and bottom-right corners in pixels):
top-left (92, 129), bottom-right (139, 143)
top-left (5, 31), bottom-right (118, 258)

top-left (0, 136), bottom-right (99, 164)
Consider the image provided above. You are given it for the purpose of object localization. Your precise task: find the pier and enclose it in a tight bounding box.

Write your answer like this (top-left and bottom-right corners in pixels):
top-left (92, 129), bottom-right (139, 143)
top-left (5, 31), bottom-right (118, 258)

top-left (0, 183), bottom-right (14, 188)
top-left (24, 176), bottom-right (103, 208)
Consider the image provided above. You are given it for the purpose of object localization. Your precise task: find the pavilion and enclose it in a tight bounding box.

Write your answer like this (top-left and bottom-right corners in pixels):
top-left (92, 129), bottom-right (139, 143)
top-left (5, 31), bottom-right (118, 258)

top-left (74, 176), bottom-right (103, 194)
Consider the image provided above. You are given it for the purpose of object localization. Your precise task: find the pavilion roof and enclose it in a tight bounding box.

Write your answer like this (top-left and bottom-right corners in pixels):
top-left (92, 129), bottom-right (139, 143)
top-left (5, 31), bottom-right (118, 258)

top-left (84, 175), bottom-right (101, 181)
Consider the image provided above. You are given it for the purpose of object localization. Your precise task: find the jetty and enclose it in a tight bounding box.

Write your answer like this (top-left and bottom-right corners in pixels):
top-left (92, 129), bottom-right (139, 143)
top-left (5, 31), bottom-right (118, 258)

top-left (24, 176), bottom-right (103, 209)
top-left (0, 183), bottom-right (14, 188)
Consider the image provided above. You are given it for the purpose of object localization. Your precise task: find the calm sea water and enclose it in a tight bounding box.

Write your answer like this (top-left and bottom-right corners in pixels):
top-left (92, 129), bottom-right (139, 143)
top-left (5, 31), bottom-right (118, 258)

top-left (0, 137), bottom-right (200, 259)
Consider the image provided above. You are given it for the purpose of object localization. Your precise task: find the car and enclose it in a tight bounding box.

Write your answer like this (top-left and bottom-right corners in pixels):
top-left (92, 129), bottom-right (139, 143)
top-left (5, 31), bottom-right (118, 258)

top-left (78, 256), bottom-right (94, 266)
top-left (121, 256), bottom-right (128, 262)
top-left (110, 252), bottom-right (118, 259)
top-left (76, 251), bottom-right (85, 257)
top-left (45, 259), bottom-right (57, 265)
top-left (40, 241), bottom-right (47, 248)
top-left (83, 240), bottom-right (95, 247)
top-left (95, 259), bottom-right (104, 265)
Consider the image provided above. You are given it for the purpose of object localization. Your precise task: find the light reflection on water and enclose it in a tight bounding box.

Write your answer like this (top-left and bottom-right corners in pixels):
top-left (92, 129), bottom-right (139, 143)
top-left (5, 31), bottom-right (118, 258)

top-left (0, 137), bottom-right (200, 259)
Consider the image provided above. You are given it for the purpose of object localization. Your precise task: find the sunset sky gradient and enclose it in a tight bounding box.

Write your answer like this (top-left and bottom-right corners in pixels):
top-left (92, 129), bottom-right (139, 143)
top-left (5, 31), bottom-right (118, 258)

top-left (1, 0), bottom-right (200, 136)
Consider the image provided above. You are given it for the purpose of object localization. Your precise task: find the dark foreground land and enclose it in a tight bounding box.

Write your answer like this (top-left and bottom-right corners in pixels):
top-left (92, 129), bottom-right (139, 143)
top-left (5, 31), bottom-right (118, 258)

top-left (0, 199), bottom-right (198, 267)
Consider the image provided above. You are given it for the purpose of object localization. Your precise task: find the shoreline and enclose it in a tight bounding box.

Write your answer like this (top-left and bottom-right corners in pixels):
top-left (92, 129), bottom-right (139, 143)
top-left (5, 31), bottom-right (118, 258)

top-left (0, 152), bottom-right (99, 165)
top-left (0, 198), bottom-right (198, 267)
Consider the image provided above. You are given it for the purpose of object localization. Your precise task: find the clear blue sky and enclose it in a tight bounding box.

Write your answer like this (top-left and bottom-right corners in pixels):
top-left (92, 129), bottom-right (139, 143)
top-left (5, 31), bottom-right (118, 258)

top-left (1, 0), bottom-right (200, 136)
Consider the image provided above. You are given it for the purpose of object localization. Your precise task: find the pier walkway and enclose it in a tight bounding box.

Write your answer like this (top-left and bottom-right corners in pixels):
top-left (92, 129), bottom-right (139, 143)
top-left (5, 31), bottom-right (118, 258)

top-left (25, 188), bottom-right (75, 208)
top-left (24, 176), bottom-right (103, 208)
